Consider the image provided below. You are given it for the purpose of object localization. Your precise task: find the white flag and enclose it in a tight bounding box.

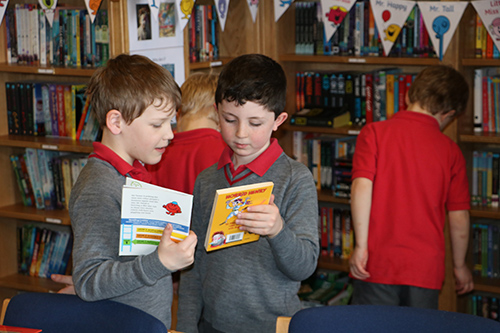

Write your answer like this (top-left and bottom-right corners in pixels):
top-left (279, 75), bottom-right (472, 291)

top-left (370, 0), bottom-right (415, 56)
top-left (321, 0), bottom-right (357, 42)
top-left (215, 0), bottom-right (230, 31)
top-left (0, 0), bottom-right (9, 27)
top-left (247, 0), bottom-right (259, 23)
top-left (274, 0), bottom-right (293, 22)
top-left (418, 2), bottom-right (467, 61)
top-left (472, 0), bottom-right (500, 55)
top-left (38, 0), bottom-right (58, 27)
top-left (149, 0), bottom-right (160, 22)
top-left (175, 0), bottom-right (195, 31)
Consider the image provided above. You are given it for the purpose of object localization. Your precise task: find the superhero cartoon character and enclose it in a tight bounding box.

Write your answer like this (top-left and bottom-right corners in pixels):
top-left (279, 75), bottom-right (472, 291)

top-left (163, 201), bottom-right (182, 216)
top-left (220, 196), bottom-right (251, 225)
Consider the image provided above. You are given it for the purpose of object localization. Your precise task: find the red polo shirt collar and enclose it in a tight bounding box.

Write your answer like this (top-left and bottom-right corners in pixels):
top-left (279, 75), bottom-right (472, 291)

top-left (217, 138), bottom-right (283, 177)
top-left (89, 142), bottom-right (152, 183)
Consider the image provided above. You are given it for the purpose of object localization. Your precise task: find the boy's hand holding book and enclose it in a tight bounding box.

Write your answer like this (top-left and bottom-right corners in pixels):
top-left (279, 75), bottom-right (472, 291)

top-left (235, 194), bottom-right (283, 238)
top-left (158, 224), bottom-right (197, 272)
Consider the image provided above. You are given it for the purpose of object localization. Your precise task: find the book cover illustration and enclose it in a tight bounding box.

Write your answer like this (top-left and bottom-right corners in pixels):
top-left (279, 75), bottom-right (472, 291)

top-left (120, 178), bottom-right (193, 256)
top-left (205, 181), bottom-right (274, 252)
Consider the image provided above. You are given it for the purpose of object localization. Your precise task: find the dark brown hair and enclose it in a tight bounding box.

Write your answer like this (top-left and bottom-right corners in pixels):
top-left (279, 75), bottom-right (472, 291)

top-left (407, 64), bottom-right (469, 117)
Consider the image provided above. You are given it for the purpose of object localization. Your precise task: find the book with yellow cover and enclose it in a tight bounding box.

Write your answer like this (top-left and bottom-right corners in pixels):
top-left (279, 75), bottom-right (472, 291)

top-left (205, 181), bottom-right (274, 252)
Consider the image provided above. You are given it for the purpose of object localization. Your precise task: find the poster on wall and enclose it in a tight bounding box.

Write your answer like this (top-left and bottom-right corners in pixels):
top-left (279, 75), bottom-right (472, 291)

top-left (128, 0), bottom-right (183, 52)
top-left (131, 47), bottom-right (186, 86)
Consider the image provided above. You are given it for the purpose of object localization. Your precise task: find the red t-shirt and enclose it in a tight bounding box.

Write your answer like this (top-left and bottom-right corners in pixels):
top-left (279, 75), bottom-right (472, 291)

top-left (146, 128), bottom-right (226, 194)
top-left (352, 111), bottom-right (470, 289)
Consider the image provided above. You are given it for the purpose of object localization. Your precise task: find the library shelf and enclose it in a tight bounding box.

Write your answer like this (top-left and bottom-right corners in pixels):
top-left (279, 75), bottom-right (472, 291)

top-left (0, 63), bottom-right (96, 77)
top-left (0, 136), bottom-right (94, 154)
top-left (0, 204), bottom-right (71, 225)
top-left (317, 255), bottom-right (350, 272)
top-left (0, 273), bottom-right (65, 293)
top-left (279, 54), bottom-right (441, 66)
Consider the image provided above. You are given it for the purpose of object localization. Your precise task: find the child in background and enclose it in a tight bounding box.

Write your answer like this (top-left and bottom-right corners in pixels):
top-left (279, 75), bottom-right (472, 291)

top-left (68, 54), bottom-right (197, 329)
top-left (146, 72), bottom-right (226, 194)
top-left (176, 54), bottom-right (320, 333)
top-left (349, 65), bottom-right (474, 308)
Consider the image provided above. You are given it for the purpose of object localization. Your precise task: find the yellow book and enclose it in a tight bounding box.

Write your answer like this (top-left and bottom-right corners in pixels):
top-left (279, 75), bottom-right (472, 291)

top-left (205, 181), bottom-right (274, 252)
top-left (386, 74), bottom-right (395, 119)
top-left (64, 85), bottom-right (73, 138)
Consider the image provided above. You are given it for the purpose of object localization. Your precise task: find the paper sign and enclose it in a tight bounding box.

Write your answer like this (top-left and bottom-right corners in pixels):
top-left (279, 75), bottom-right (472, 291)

top-left (472, 0), bottom-right (500, 54)
top-left (175, 0), bottom-right (195, 31)
top-left (274, 0), bottom-right (293, 22)
top-left (321, 0), bottom-right (357, 42)
top-left (418, 1), bottom-right (468, 60)
top-left (38, 0), bottom-right (58, 27)
top-left (247, 0), bottom-right (259, 22)
top-left (215, 0), bottom-right (230, 31)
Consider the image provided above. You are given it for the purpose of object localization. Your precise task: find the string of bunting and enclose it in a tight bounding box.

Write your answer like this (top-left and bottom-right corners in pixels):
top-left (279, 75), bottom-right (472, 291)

top-left (0, 0), bottom-right (499, 60)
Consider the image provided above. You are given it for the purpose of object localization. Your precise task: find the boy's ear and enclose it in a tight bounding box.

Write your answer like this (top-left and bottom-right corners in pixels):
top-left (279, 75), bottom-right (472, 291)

top-left (106, 109), bottom-right (124, 135)
top-left (273, 112), bottom-right (288, 131)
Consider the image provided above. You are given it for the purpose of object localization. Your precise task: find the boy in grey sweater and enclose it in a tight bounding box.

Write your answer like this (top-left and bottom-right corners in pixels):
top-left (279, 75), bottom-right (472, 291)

top-left (176, 54), bottom-right (319, 333)
top-left (69, 54), bottom-right (197, 329)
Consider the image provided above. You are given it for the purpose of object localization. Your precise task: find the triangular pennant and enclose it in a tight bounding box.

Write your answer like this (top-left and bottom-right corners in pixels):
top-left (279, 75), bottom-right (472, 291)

top-left (247, 0), bottom-right (259, 23)
top-left (84, 0), bottom-right (102, 23)
top-left (321, 0), bottom-right (357, 42)
top-left (175, 0), bottom-right (195, 30)
top-left (418, 2), bottom-right (468, 61)
top-left (274, 0), bottom-right (294, 22)
top-left (472, 0), bottom-right (500, 54)
top-left (370, 0), bottom-right (415, 56)
top-left (38, 0), bottom-right (58, 27)
top-left (214, 0), bottom-right (230, 31)
top-left (149, 0), bottom-right (160, 22)
top-left (0, 0), bottom-right (9, 26)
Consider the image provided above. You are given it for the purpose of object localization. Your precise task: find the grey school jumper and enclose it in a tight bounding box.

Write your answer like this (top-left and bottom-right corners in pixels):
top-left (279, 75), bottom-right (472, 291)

top-left (177, 152), bottom-right (319, 333)
top-left (69, 158), bottom-right (173, 328)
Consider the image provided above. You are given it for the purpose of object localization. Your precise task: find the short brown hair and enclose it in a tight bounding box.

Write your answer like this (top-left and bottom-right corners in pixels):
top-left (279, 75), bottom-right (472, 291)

top-left (179, 73), bottom-right (218, 126)
top-left (407, 64), bottom-right (469, 117)
top-left (87, 54), bottom-right (181, 128)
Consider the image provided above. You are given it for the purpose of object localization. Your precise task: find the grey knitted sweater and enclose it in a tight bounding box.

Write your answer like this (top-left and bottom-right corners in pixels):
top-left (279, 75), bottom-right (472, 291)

top-left (177, 152), bottom-right (319, 333)
top-left (69, 158), bottom-right (173, 328)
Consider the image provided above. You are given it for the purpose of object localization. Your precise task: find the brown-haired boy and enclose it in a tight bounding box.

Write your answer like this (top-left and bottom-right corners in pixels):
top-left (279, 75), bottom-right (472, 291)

top-left (349, 64), bottom-right (474, 308)
top-left (69, 54), bottom-right (197, 329)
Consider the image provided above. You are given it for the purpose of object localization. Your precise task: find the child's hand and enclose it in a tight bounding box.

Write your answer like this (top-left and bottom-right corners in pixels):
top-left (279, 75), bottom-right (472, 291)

top-left (235, 195), bottom-right (283, 238)
top-left (349, 246), bottom-right (371, 280)
top-left (158, 224), bottom-right (197, 272)
top-left (51, 274), bottom-right (76, 295)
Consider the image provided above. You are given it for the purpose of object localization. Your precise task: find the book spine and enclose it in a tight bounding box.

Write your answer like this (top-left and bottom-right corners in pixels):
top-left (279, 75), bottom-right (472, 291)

top-left (56, 84), bottom-right (66, 137)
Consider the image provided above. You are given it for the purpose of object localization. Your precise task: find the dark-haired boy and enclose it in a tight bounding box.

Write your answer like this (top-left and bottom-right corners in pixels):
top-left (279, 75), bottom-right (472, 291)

top-left (349, 65), bottom-right (474, 308)
top-left (177, 54), bottom-right (320, 333)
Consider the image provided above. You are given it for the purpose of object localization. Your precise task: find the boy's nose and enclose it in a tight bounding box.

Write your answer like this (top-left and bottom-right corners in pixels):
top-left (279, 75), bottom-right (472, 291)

top-left (236, 124), bottom-right (247, 137)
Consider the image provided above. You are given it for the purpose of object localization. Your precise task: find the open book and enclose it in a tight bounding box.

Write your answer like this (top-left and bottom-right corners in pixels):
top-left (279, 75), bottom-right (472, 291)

top-left (205, 181), bottom-right (274, 252)
top-left (120, 178), bottom-right (193, 256)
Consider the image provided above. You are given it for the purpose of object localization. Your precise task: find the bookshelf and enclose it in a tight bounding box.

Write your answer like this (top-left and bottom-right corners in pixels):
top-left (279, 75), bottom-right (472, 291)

top-left (455, 6), bottom-right (500, 315)
top-left (272, 3), bottom-right (467, 313)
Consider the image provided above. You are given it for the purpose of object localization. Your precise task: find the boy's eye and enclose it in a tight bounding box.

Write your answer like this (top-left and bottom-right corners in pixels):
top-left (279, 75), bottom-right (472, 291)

top-left (250, 122), bottom-right (262, 127)
top-left (152, 123), bottom-right (162, 128)
top-left (224, 118), bottom-right (236, 123)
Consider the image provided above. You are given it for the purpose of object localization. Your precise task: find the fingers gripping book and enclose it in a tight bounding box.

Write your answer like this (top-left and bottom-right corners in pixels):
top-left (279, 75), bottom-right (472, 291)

top-left (205, 181), bottom-right (274, 252)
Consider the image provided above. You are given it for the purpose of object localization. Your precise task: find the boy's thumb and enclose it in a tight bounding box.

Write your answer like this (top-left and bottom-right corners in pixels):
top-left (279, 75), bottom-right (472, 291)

top-left (161, 223), bottom-right (174, 242)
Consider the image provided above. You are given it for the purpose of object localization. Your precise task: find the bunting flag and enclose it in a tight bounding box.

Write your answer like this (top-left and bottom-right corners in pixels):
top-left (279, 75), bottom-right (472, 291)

top-left (0, 0), bottom-right (9, 27)
top-left (38, 0), bottom-right (58, 27)
top-left (215, 0), bottom-right (230, 31)
top-left (247, 0), bottom-right (259, 23)
top-left (148, 0), bottom-right (160, 22)
top-left (418, 1), bottom-right (468, 61)
top-left (84, 0), bottom-right (102, 23)
top-left (472, 0), bottom-right (500, 54)
top-left (321, 0), bottom-right (357, 42)
top-left (274, 0), bottom-right (293, 22)
top-left (175, 0), bottom-right (195, 31)
top-left (370, 0), bottom-right (415, 56)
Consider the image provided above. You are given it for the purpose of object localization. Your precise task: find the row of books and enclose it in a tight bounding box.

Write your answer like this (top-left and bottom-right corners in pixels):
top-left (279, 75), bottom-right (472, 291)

top-left (296, 1), bottom-right (436, 58)
top-left (18, 225), bottom-right (73, 278)
top-left (467, 294), bottom-right (500, 321)
top-left (295, 134), bottom-right (357, 198)
top-left (475, 14), bottom-right (500, 60)
top-left (319, 207), bottom-right (354, 260)
top-left (188, 5), bottom-right (219, 63)
top-left (471, 222), bottom-right (500, 279)
top-left (471, 151), bottom-right (500, 208)
top-left (5, 5), bottom-right (110, 67)
top-left (10, 149), bottom-right (88, 211)
top-left (293, 70), bottom-right (416, 128)
top-left (5, 81), bottom-right (100, 141)
top-left (473, 67), bottom-right (500, 134)
top-left (299, 269), bottom-right (352, 307)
